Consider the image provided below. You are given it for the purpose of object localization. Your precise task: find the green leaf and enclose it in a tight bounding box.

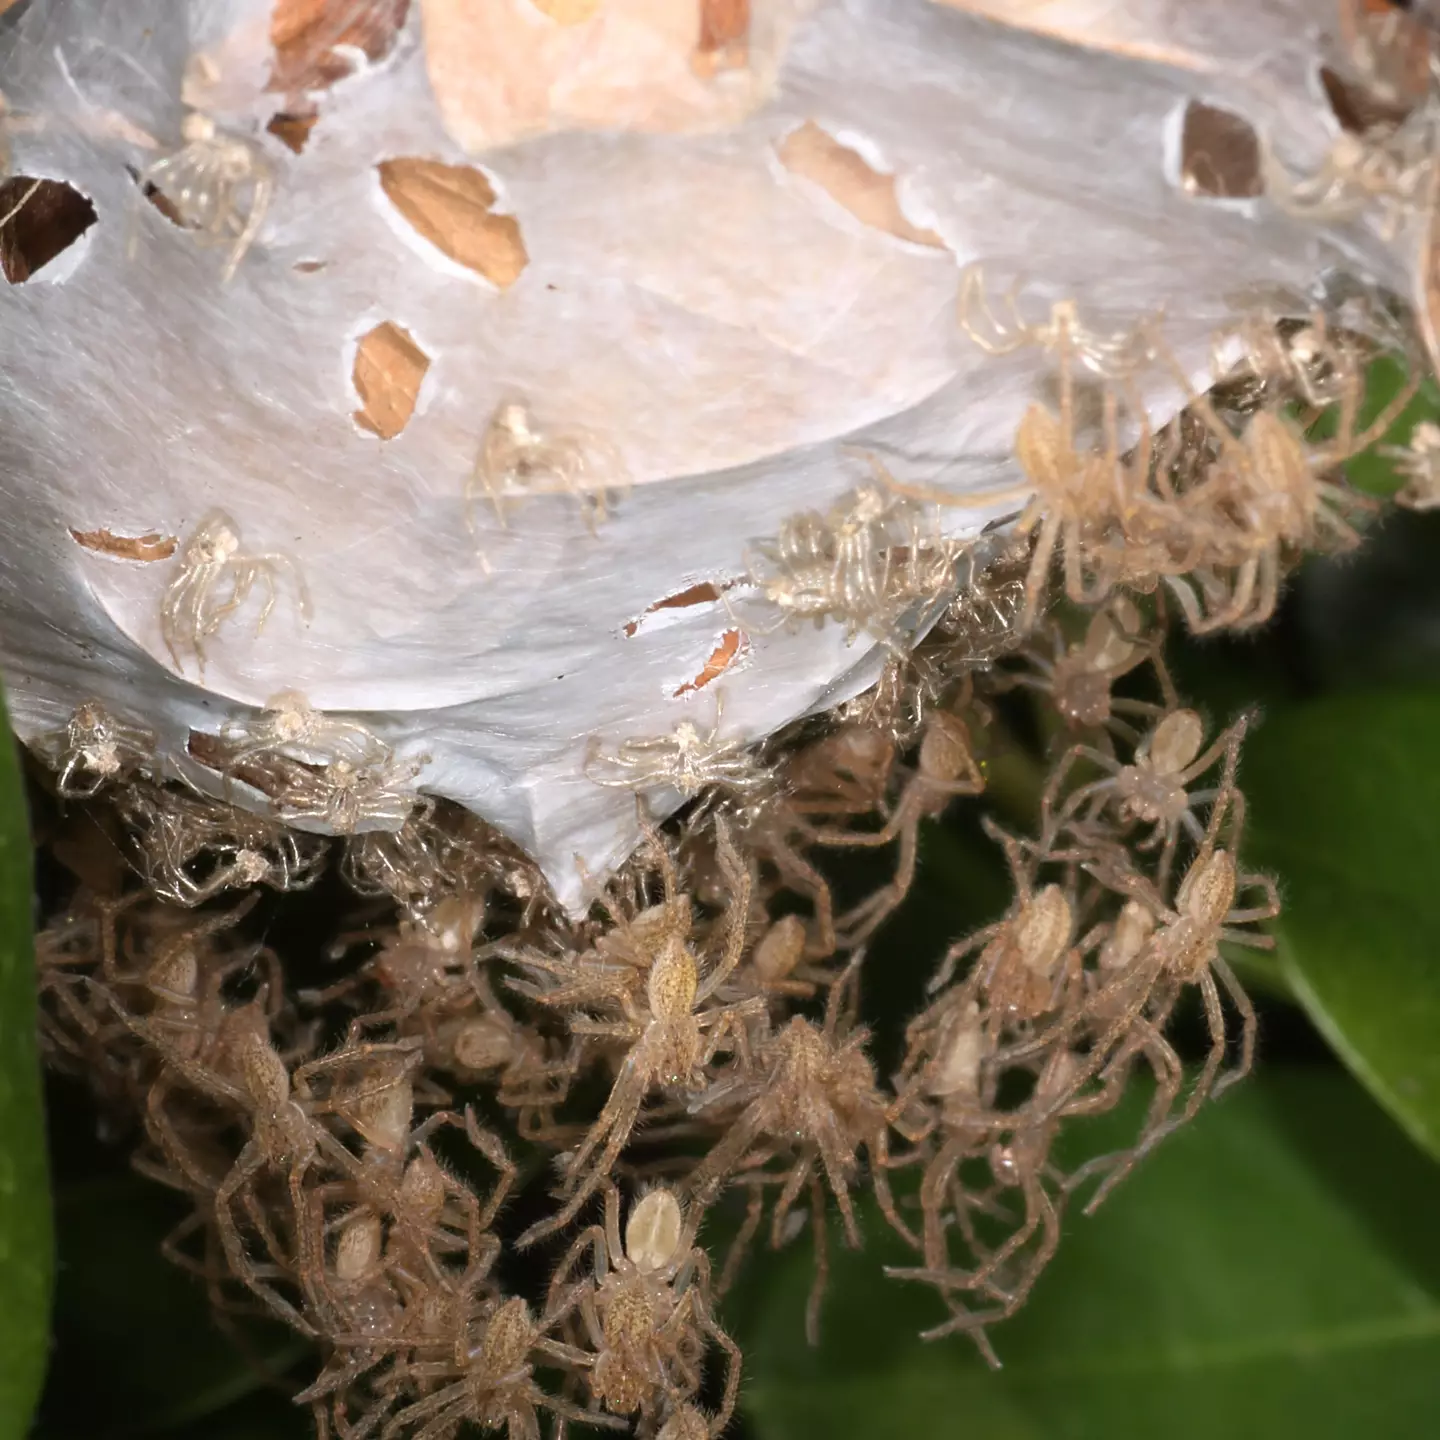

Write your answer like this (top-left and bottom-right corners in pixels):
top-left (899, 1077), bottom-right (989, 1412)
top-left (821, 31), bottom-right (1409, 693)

top-left (0, 686), bottom-right (52, 1438)
top-left (36, 1173), bottom-right (309, 1439)
top-left (1295, 509), bottom-right (1440, 695)
top-left (1241, 691), bottom-right (1440, 1162)
top-left (1334, 361), bottom-right (1440, 500)
top-left (739, 1071), bottom-right (1440, 1440)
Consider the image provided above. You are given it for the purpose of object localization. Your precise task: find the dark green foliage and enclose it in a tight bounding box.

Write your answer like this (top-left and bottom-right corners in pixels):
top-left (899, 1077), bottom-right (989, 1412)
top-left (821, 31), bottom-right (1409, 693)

top-left (737, 1073), bottom-right (1440, 1440)
top-left (0, 686), bottom-right (52, 1439)
top-left (1244, 692), bottom-right (1440, 1161)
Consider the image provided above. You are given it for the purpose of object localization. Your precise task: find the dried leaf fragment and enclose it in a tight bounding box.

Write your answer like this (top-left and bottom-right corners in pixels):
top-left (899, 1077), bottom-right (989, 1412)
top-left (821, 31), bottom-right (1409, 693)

top-left (0, 177), bottom-right (97, 284)
top-left (377, 157), bottom-right (528, 288)
top-left (271, 0), bottom-right (411, 95)
top-left (68, 528), bottom-right (178, 563)
top-left (674, 630), bottom-right (744, 695)
top-left (624, 582), bottom-right (726, 637)
top-left (1179, 101), bottom-right (1261, 200)
top-left (352, 321), bottom-right (430, 439)
top-left (267, 110), bottom-right (319, 154)
top-left (695, 0), bottom-right (750, 76)
top-left (778, 122), bottom-right (946, 249)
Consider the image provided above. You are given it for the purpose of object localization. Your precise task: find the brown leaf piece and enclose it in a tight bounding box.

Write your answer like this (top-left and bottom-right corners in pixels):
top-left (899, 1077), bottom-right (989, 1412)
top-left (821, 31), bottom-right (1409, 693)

top-left (68, 528), bottom-right (178, 563)
top-left (267, 111), bottom-right (320, 154)
top-left (777, 122), bottom-right (946, 249)
top-left (695, 0), bottom-right (751, 76)
top-left (624, 582), bottom-right (725, 637)
top-left (352, 321), bottom-right (431, 439)
top-left (377, 157), bottom-right (529, 288)
top-left (271, 0), bottom-right (412, 96)
top-left (674, 629), bottom-right (744, 695)
top-left (1179, 101), bottom-right (1261, 200)
top-left (0, 177), bottom-right (97, 284)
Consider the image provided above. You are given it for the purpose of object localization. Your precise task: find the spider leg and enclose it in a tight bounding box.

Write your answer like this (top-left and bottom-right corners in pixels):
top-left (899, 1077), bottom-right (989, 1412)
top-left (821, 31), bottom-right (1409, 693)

top-left (867, 1123), bottom-right (919, 1248)
top-left (803, 1174), bottom-right (829, 1346)
top-left (518, 1051), bottom-right (651, 1246)
top-left (1016, 509), bottom-right (1061, 634)
top-left (716, 1180), bottom-right (767, 1296)
top-left (1211, 955), bottom-right (1258, 1096)
top-left (222, 167), bottom-right (271, 281)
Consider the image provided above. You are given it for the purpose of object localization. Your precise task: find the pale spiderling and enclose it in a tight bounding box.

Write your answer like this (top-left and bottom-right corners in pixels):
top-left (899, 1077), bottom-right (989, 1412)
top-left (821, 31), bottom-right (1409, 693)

top-left (1042, 707), bottom-right (1253, 893)
top-left (546, 1185), bottom-right (742, 1431)
top-left (372, 1294), bottom-right (611, 1440)
top-left (686, 966), bottom-right (914, 1344)
top-left (1151, 340), bottom-right (1415, 633)
top-left (36, 701), bottom-right (155, 798)
top-left (742, 477), bottom-right (959, 648)
top-left (510, 818), bottom-right (761, 1245)
top-left (586, 696), bottom-right (769, 800)
top-left (160, 511), bottom-right (311, 678)
top-left (884, 290), bottom-right (1166, 633)
top-left (135, 110), bottom-right (273, 281)
top-left (1004, 596), bottom-right (1178, 738)
top-left (116, 779), bottom-right (329, 907)
top-left (1381, 420), bottom-right (1440, 510)
top-left (467, 398), bottom-right (630, 537)
top-left (274, 753), bottom-right (430, 835)
top-left (220, 690), bottom-right (392, 773)
top-left (1260, 102), bottom-right (1438, 241)
top-left (1057, 791), bottom-right (1280, 1213)
top-left (1218, 309), bottom-right (1365, 415)
top-left (957, 265), bottom-right (1159, 378)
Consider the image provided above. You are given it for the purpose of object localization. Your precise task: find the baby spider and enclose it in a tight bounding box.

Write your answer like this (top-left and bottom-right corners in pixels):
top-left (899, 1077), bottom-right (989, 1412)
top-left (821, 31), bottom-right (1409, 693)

top-left (374, 1294), bottom-right (614, 1440)
top-left (885, 299), bottom-right (1155, 633)
top-left (1042, 708), bottom-right (1253, 891)
top-left (274, 752), bottom-right (429, 834)
top-left (424, 975), bottom-right (581, 1139)
top-left (161, 511), bottom-right (310, 678)
top-left (743, 478), bottom-right (957, 648)
top-left (809, 704), bottom-right (987, 948)
top-left (928, 844), bottom-right (1084, 1036)
top-left (547, 1186), bottom-right (741, 1430)
top-left (514, 819), bottom-right (762, 1245)
top-left (1261, 108), bottom-right (1435, 241)
top-left (219, 690), bottom-right (391, 773)
top-left (887, 1048), bottom-right (1086, 1352)
top-left (1060, 783), bottom-right (1279, 1212)
top-left (957, 265), bottom-right (1158, 378)
top-left (467, 398), bottom-right (628, 536)
top-left (1381, 420), bottom-right (1440, 510)
top-left (136, 110), bottom-right (273, 281)
top-left (35, 701), bottom-right (155, 798)
top-left (686, 969), bottom-right (914, 1343)
top-left (586, 697), bottom-right (770, 800)
top-left (1220, 310), bottom-right (1364, 415)
top-left (117, 779), bottom-right (328, 907)
top-left (1155, 340), bottom-right (1416, 632)
top-left (1003, 596), bottom-right (1177, 737)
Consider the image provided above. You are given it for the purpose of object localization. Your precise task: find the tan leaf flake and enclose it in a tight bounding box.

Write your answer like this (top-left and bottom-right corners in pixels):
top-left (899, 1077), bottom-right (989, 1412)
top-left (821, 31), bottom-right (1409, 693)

top-left (378, 157), bottom-right (529, 288)
top-left (778, 122), bottom-right (946, 249)
top-left (68, 527), bottom-right (178, 562)
top-left (352, 321), bottom-right (431, 440)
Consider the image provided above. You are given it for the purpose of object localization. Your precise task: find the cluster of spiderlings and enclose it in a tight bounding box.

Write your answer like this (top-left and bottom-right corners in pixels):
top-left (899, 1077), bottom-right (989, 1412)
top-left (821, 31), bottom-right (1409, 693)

top-left (25, 220), bottom-right (1436, 1432)
top-left (27, 576), bottom-right (1277, 1416)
